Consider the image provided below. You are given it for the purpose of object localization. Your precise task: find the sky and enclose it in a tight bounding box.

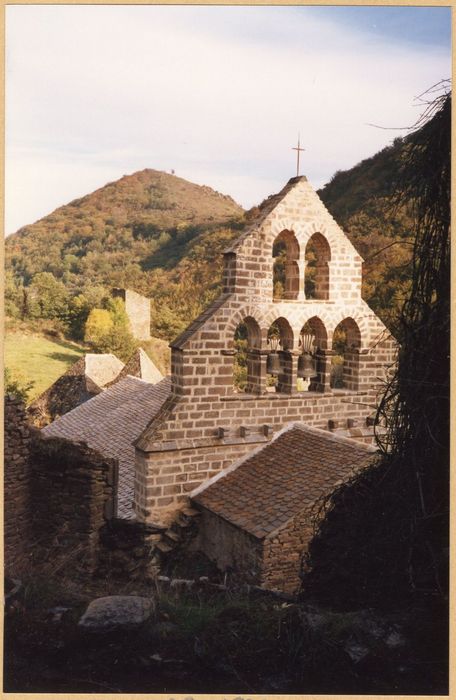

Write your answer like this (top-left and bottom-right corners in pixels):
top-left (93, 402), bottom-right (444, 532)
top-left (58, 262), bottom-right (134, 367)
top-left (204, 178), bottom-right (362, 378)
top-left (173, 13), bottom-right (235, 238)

top-left (5, 4), bottom-right (452, 235)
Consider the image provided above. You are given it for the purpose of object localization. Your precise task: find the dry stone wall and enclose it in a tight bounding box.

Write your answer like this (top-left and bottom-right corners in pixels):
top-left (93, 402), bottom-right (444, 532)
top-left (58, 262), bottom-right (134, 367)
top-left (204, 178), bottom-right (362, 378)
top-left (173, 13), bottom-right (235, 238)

top-left (4, 396), bottom-right (33, 575)
top-left (29, 435), bottom-right (117, 574)
top-left (97, 518), bottom-right (165, 580)
top-left (261, 508), bottom-right (315, 594)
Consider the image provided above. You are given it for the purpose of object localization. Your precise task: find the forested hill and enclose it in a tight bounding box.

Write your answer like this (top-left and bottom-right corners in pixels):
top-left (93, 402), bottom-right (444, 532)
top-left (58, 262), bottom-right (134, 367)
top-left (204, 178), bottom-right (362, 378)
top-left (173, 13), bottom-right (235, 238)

top-left (6, 168), bottom-right (243, 283)
top-left (5, 169), bottom-right (245, 338)
top-left (6, 138), bottom-right (414, 340)
top-left (318, 137), bottom-right (414, 329)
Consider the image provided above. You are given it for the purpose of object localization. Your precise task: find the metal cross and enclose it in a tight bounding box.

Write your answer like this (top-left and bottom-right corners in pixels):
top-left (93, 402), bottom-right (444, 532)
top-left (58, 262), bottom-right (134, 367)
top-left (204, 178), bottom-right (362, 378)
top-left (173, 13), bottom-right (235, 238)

top-left (292, 135), bottom-right (305, 177)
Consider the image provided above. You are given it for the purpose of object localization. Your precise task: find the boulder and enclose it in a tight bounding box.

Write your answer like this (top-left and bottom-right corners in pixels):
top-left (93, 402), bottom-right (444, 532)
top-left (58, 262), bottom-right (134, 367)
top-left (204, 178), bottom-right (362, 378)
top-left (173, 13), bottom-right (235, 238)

top-left (78, 595), bottom-right (153, 633)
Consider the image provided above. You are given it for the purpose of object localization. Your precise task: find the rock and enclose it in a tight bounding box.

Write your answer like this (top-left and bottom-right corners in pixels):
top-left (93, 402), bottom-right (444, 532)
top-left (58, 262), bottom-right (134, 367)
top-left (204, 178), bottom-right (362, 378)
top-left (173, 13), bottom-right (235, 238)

top-left (151, 620), bottom-right (180, 638)
top-left (78, 595), bottom-right (153, 633)
top-left (47, 605), bottom-right (72, 623)
top-left (170, 578), bottom-right (194, 590)
top-left (343, 637), bottom-right (370, 663)
top-left (385, 629), bottom-right (406, 648)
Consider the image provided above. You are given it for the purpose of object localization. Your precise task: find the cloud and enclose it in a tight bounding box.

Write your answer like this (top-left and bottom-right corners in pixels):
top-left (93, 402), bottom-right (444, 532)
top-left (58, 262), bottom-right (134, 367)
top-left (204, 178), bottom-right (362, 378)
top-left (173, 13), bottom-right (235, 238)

top-left (5, 5), bottom-right (451, 233)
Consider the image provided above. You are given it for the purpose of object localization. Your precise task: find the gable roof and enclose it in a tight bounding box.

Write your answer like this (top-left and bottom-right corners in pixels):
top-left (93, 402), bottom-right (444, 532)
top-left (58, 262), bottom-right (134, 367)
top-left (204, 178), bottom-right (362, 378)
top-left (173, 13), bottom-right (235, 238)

top-left (193, 424), bottom-right (376, 539)
top-left (28, 353), bottom-right (125, 426)
top-left (42, 375), bottom-right (171, 519)
top-left (107, 347), bottom-right (163, 385)
top-left (84, 353), bottom-right (125, 386)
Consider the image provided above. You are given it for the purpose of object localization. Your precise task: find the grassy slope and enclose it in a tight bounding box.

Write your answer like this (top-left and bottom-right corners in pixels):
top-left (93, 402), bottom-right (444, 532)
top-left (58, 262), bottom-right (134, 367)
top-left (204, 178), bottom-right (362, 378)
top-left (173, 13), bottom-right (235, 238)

top-left (4, 328), bottom-right (172, 401)
top-left (5, 332), bottom-right (85, 402)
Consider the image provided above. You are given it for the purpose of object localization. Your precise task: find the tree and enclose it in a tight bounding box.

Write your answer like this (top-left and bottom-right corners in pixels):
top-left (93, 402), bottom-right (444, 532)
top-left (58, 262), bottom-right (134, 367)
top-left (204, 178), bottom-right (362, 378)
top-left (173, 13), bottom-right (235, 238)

top-left (304, 85), bottom-right (451, 610)
top-left (83, 298), bottom-right (137, 361)
top-left (67, 294), bottom-right (92, 340)
top-left (28, 272), bottom-right (69, 320)
top-left (103, 297), bottom-right (137, 361)
top-left (4, 270), bottom-right (24, 318)
top-left (84, 308), bottom-right (113, 349)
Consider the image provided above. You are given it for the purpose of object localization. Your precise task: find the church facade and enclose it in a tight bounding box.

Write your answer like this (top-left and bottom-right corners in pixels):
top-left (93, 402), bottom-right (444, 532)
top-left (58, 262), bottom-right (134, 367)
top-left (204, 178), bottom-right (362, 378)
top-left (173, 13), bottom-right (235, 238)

top-left (133, 176), bottom-right (396, 526)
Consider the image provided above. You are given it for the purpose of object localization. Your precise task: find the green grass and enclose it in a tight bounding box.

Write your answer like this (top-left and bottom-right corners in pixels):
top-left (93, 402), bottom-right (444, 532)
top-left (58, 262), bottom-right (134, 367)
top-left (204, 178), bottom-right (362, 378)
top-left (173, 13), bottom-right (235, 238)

top-left (4, 331), bottom-right (85, 402)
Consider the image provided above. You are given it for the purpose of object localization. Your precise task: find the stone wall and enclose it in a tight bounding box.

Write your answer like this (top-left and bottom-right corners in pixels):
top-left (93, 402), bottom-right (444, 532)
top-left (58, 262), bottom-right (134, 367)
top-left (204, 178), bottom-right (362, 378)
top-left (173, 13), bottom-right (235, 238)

top-left (193, 504), bottom-right (326, 595)
top-left (97, 518), bottom-right (165, 580)
top-left (112, 288), bottom-right (151, 340)
top-left (191, 507), bottom-right (263, 583)
top-left (261, 507), bottom-right (315, 594)
top-left (4, 396), bottom-right (33, 575)
top-left (136, 388), bottom-right (387, 524)
top-left (29, 435), bottom-right (117, 574)
top-left (135, 441), bottom-right (261, 523)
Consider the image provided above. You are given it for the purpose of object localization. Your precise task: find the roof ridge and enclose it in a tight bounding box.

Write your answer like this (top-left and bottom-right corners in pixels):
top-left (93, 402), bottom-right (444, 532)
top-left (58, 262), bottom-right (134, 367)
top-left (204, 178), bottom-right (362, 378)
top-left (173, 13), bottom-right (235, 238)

top-left (289, 422), bottom-right (378, 453)
top-left (224, 177), bottom-right (307, 254)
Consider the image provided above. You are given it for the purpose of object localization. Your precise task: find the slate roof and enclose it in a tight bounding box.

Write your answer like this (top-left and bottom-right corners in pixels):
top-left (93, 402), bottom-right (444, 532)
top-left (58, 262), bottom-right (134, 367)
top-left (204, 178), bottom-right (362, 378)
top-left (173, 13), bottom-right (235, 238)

top-left (28, 353), bottom-right (125, 427)
top-left (193, 424), bottom-right (376, 539)
top-left (106, 348), bottom-right (163, 386)
top-left (42, 376), bottom-right (171, 519)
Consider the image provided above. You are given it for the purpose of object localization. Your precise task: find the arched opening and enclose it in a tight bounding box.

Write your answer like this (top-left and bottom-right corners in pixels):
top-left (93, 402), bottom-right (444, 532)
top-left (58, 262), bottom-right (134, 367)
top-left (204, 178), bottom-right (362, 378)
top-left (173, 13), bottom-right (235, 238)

top-left (305, 233), bottom-right (331, 300)
top-left (272, 230), bottom-right (300, 300)
top-left (330, 318), bottom-right (361, 391)
top-left (233, 316), bottom-right (262, 393)
top-left (297, 317), bottom-right (328, 392)
top-left (266, 317), bottom-right (294, 392)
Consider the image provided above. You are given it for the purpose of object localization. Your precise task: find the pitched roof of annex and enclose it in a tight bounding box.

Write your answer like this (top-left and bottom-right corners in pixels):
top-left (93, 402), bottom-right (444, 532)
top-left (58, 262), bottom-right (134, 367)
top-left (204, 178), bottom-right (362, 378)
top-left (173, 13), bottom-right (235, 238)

top-left (193, 423), bottom-right (376, 539)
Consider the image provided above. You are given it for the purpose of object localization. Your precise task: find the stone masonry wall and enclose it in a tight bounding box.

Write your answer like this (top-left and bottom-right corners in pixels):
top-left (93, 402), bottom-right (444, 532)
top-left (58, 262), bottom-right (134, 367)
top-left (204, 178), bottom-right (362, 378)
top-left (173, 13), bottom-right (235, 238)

top-left (191, 507), bottom-right (263, 582)
top-left (4, 396), bottom-right (33, 575)
top-left (136, 388), bottom-right (388, 523)
top-left (135, 441), bottom-right (262, 523)
top-left (30, 435), bottom-right (117, 574)
top-left (261, 507), bottom-right (315, 595)
top-left (113, 288), bottom-right (151, 340)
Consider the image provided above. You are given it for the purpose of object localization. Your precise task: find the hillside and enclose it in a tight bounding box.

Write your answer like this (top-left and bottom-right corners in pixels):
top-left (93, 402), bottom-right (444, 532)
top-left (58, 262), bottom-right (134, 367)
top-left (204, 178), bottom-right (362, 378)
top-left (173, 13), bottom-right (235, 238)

top-left (5, 169), bottom-right (245, 339)
top-left (6, 169), bottom-right (243, 284)
top-left (5, 331), bottom-right (85, 402)
top-left (318, 137), bottom-right (414, 329)
top-left (6, 141), bottom-right (415, 341)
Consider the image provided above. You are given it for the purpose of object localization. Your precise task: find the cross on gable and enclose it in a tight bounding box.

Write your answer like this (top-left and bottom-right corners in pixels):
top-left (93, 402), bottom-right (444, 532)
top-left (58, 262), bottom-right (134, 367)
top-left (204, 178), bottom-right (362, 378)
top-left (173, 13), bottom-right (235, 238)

top-left (292, 135), bottom-right (305, 177)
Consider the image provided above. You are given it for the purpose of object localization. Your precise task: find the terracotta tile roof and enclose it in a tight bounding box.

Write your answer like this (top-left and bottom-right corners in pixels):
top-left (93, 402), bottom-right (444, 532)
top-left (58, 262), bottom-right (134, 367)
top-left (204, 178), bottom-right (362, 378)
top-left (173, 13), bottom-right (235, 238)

top-left (42, 376), bottom-right (171, 519)
top-left (193, 424), bottom-right (376, 539)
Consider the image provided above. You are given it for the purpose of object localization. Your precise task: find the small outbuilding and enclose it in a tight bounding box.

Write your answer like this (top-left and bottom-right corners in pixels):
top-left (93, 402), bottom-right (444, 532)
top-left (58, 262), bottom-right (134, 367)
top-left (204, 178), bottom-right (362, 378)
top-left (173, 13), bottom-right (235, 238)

top-left (28, 353), bottom-right (125, 427)
top-left (192, 424), bottom-right (377, 593)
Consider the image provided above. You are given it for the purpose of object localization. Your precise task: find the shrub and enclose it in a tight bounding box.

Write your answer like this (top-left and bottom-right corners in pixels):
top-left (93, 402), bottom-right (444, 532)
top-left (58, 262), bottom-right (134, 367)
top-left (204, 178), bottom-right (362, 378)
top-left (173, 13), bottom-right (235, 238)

top-left (4, 368), bottom-right (34, 402)
top-left (84, 309), bottom-right (113, 348)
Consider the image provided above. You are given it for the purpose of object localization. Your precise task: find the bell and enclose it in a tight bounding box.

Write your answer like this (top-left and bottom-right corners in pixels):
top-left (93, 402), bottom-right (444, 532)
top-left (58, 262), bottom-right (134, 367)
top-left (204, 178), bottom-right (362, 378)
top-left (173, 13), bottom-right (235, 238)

top-left (298, 352), bottom-right (318, 379)
top-left (267, 352), bottom-right (281, 375)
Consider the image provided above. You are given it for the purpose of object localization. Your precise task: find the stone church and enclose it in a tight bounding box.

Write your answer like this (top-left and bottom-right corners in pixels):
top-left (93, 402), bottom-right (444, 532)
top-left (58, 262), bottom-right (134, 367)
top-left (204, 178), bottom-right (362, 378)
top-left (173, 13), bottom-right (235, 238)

top-left (133, 175), bottom-right (395, 521)
top-left (33, 174), bottom-right (396, 594)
